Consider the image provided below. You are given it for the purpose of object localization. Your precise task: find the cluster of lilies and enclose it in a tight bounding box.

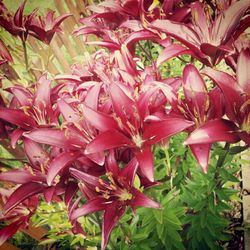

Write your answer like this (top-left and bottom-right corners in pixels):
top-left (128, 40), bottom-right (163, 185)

top-left (0, 0), bottom-right (249, 249)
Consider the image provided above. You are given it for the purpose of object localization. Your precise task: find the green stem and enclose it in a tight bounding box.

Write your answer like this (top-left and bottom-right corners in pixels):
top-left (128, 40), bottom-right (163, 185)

top-left (216, 143), bottom-right (230, 168)
top-left (22, 39), bottom-right (29, 73)
top-left (137, 41), bottom-right (153, 64)
top-left (163, 146), bottom-right (173, 189)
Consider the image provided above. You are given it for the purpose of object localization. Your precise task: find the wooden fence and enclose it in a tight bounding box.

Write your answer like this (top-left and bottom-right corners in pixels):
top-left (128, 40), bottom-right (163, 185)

top-left (27, 0), bottom-right (94, 77)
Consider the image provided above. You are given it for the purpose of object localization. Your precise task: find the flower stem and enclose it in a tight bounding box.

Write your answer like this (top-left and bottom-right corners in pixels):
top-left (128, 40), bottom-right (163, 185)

top-left (216, 143), bottom-right (230, 168)
top-left (22, 39), bottom-right (29, 73)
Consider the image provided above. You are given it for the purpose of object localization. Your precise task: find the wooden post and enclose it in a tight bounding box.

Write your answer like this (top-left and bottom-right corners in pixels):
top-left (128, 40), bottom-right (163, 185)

top-left (242, 148), bottom-right (250, 249)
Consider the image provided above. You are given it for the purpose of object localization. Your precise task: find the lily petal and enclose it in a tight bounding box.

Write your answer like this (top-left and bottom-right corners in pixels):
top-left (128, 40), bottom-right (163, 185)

top-left (136, 146), bottom-right (154, 182)
top-left (47, 151), bottom-right (80, 186)
top-left (120, 158), bottom-right (138, 187)
top-left (184, 119), bottom-right (239, 145)
top-left (70, 197), bottom-right (108, 221)
top-left (24, 138), bottom-right (49, 170)
top-left (237, 48), bottom-right (250, 95)
top-left (23, 128), bottom-right (84, 149)
top-left (157, 44), bottom-right (194, 67)
top-left (58, 98), bottom-right (80, 123)
top-left (0, 216), bottom-right (27, 246)
top-left (0, 170), bottom-right (45, 184)
top-left (132, 189), bottom-right (161, 209)
top-left (64, 181), bottom-right (78, 206)
top-left (70, 168), bottom-right (100, 187)
top-left (4, 182), bottom-right (44, 214)
top-left (102, 202), bottom-right (125, 250)
top-left (82, 103), bottom-right (118, 132)
top-left (189, 143), bottom-right (211, 173)
top-left (183, 64), bottom-right (208, 120)
top-left (10, 128), bottom-right (23, 148)
top-left (85, 130), bottom-right (132, 154)
top-left (202, 67), bottom-right (241, 121)
top-left (0, 108), bottom-right (36, 129)
top-left (143, 118), bottom-right (194, 145)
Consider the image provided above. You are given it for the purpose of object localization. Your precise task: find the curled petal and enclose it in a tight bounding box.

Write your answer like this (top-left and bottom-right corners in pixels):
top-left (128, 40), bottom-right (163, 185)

top-left (85, 130), bottom-right (132, 154)
top-left (4, 182), bottom-right (44, 214)
top-left (0, 108), bottom-right (36, 129)
top-left (70, 197), bottom-right (108, 221)
top-left (102, 203), bottom-right (125, 250)
top-left (184, 119), bottom-right (240, 145)
top-left (189, 143), bottom-right (211, 173)
top-left (47, 151), bottom-right (80, 186)
top-left (0, 216), bottom-right (27, 246)
top-left (237, 48), bottom-right (250, 95)
top-left (143, 118), bottom-right (194, 145)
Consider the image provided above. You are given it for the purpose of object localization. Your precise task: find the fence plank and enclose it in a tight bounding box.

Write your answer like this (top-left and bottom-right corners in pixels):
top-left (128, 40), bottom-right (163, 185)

top-left (0, 242), bottom-right (21, 250)
top-left (21, 224), bottom-right (47, 241)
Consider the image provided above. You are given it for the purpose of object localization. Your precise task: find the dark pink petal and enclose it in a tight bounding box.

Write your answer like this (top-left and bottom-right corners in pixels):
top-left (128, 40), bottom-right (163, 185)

top-left (237, 48), bottom-right (250, 95)
top-left (4, 182), bottom-right (44, 214)
top-left (82, 103), bottom-right (118, 132)
top-left (85, 83), bottom-right (102, 110)
top-left (10, 128), bottom-right (23, 148)
top-left (70, 168), bottom-right (100, 187)
top-left (207, 87), bottom-right (225, 120)
top-left (189, 143), bottom-right (211, 173)
top-left (13, 0), bottom-right (26, 27)
top-left (132, 189), bottom-right (161, 209)
top-left (157, 44), bottom-right (194, 67)
top-left (110, 83), bottom-right (135, 123)
top-left (184, 119), bottom-right (240, 145)
top-left (58, 99), bottom-right (80, 123)
top-left (102, 203), bottom-right (125, 250)
top-left (54, 74), bottom-right (82, 83)
top-left (143, 118), bottom-right (194, 145)
top-left (23, 128), bottom-right (84, 149)
top-left (0, 170), bottom-right (45, 184)
top-left (70, 197), bottom-right (108, 221)
top-left (136, 146), bottom-right (154, 182)
top-left (34, 73), bottom-right (51, 110)
top-left (125, 30), bottom-right (158, 49)
top-left (0, 216), bottom-right (26, 246)
top-left (64, 181), bottom-right (78, 206)
top-left (106, 150), bottom-right (119, 177)
top-left (0, 108), bottom-right (36, 129)
top-left (120, 158), bottom-right (138, 187)
top-left (0, 39), bottom-right (13, 63)
top-left (212, 0), bottom-right (250, 45)
top-left (52, 14), bottom-right (72, 30)
top-left (8, 86), bottom-right (32, 106)
top-left (183, 64), bottom-right (208, 120)
top-left (191, 2), bottom-right (209, 41)
top-left (24, 138), bottom-right (49, 170)
top-left (85, 130), bottom-right (132, 154)
top-left (86, 41), bottom-right (120, 50)
top-left (44, 186), bottom-right (56, 203)
top-left (202, 67), bottom-right (241, 121)
top-left (151, 19), bottom-right (202, 56)
top-left (86, 152), bottom-right (105, 166)
top-left (47, 151), bottom-right (80, 186)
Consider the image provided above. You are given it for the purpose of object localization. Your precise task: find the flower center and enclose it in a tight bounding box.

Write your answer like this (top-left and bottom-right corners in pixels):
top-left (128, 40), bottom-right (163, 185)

top-left (241, 113), bottom-right (250, 134)
top-left (118, 189), bottom-right (133, 201)
top-left (132, 134), bottom-right (144, 148)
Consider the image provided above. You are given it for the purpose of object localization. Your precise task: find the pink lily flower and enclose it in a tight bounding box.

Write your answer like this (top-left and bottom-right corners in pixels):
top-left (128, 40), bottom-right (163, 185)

top-left (151, 0), bottom-right (250, 66)
top-left (172, 64), bottom-right (239, 172)
top-left (189, 48), bottom-right (250, 145)
top-left (81, 83), bottom-right (194, 181)
top-left (0, 73), bottom-right (62, 148)
top-left (69, 157), bottom-right (161, 250)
